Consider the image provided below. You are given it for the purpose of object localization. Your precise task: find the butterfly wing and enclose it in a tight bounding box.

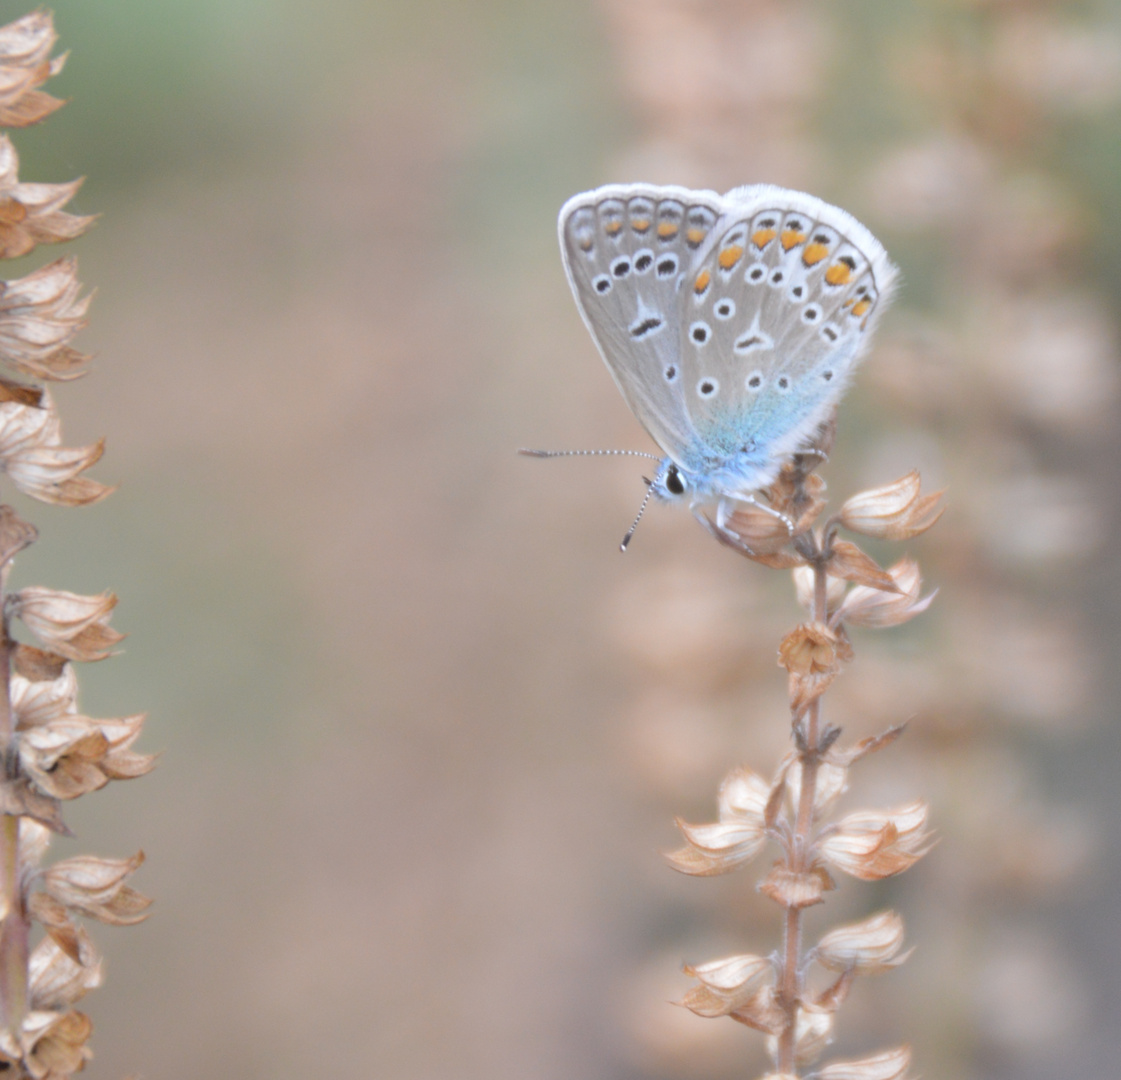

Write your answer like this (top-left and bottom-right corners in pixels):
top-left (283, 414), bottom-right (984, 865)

top-left (670, 185), bottom-right (899, 495)
top-left (558, 184), bottom-right (726, 464)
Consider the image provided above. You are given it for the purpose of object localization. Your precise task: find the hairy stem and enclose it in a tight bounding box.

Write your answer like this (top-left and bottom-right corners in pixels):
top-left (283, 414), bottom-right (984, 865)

top-left (775, 550), bottom-right (828, 1075)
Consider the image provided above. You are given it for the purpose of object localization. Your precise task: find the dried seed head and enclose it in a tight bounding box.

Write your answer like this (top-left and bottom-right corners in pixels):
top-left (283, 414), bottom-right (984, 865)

top-left (778, 622), bottom-right (840, 677)
top-left (680, 953), bottom-right (773, 1016)
top-left (816, 1045), bottom-right (912, 1080)
top-left (10, 586), bottom-right (123, 661)
top-left (0, 13), bottom-right (67, 127)
top-left (759, 863), bottom-right (834, 909)
top-left (819, 801), bottom-right (933, 881)
top-left (831, 558), bottom-right (935, 629)
top-left (43, 852), bottom-right (151, 926)
top-left (667, 764), bottom-right (773, 875)
top-left (815, 910), bottom-right (910, 974)
top-left (840, 471), bottom-right (943, 540)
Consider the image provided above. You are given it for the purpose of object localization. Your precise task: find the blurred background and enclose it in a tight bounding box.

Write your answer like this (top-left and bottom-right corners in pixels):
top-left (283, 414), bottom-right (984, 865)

top-left (6, 0), bottom-right (1121, 1076)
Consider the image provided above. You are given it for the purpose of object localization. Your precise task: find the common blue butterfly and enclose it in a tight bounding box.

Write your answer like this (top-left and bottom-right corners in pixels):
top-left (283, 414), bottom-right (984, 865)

top-left (542, 183), bottom-right (897, 547)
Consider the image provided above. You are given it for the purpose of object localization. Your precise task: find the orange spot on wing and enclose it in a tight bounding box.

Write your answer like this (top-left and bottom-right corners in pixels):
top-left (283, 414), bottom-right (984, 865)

top-left (578, 237), bottom-right (593, 251)
top-left (686, 227), bottom-right (707, 246)
top-left (604, 221), bottom-right (622, 236)
top-left (851, 298), bottom-right (872, 317)
top-left (657, 222), bottom-right (679, 239)
top-left (631, 217), bottom-right (650, 233)
top-left (781, 229), bottom-right (807, 251)
top-left (752, 228), bottom-right (776, 249)
top-left (693, 269), bottom-right (711, 295)
top-left (718, 245), bottom-right (744, 270)
top-left (825, 263), bottom-right (852, 286)
top-left (802, 242), bottom-right (829, 266)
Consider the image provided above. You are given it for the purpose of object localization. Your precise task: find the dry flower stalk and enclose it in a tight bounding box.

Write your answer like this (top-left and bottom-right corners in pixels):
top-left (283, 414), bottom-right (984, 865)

top-left (0, 13), bottom-right (152, 1078)
top-left (669, 424), bottom-right (942, 1079)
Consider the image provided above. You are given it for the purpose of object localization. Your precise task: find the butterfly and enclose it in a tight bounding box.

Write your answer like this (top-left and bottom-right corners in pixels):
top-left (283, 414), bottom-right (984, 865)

top-left (542, 183), bottom-right (897, 546)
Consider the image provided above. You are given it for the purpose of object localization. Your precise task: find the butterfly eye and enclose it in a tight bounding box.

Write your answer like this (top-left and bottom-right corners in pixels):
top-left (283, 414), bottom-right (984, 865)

top-left (697, 377), bottom-right (719, 398)
top-left (746, 264), bottom-right (766, 285)
top-left (610, 256), bottom-right (632, 278)
top-left (820, 323), bottom-right (840, 342)
top-left (656, 254), bottom-right (678, 277)
top-left (664, 364), bottom-right (678, 382)
top-left (664, 466), bottom-right (686, 496)
top-left (769, 269), bottom-right (785, 287)
top-left (822, 369), bottom-right (835, 381)
top-left (776, 375), bottom-right (791, 392)
top-left (745, 372), bottom-right (764, 391)
top-left (802, 304), bottom-right (822, 323)
top-left (633, 249), bottom-right (654, 273)
top-left (714, 299), bottom-right (735, 320)
top-left (592, 274), bottom-right (612, 295)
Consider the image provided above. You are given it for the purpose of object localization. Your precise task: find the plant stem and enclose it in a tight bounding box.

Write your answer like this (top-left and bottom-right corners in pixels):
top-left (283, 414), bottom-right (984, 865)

top-left (0, 555), bottom-right (27, 1037)
top-left (775, 550), bottom-right (828, 1075)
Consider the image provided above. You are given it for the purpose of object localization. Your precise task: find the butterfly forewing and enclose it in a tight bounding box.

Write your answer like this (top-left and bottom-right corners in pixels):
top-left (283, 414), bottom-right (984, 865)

top-left (559, 184), bottom-right (725, 464)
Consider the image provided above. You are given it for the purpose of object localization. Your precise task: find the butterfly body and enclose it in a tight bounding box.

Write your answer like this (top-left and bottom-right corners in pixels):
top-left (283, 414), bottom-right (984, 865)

top-left (559, 183), bottom-right (897, 516)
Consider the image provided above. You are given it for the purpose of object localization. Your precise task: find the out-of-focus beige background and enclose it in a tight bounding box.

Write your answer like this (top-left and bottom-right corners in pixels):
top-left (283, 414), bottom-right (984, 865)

top-left (10, 1), bottom-right (1121, 1077)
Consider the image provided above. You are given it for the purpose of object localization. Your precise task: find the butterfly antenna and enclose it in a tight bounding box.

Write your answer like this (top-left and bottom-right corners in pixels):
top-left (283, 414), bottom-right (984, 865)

top-left (620, 482), bottom-right (655, 552)
top-left (518, 448), bottom-right (662, 461)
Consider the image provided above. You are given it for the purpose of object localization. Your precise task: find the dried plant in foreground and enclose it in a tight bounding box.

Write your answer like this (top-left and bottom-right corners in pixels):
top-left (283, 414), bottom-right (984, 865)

top-left (0, 12), bottom-right (153, 1077)
top-left (669, 421), bottom-right (942, 1080)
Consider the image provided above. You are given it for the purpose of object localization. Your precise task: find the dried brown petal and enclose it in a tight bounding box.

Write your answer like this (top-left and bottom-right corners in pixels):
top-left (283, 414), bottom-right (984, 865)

top-left (826, 725), bottom-right (906, 767)
top-left (0, 259), bottom-right (92, 380)
top-left (680, 953), bottom-right (773, 1016)
top-left (831, 559), bottom-right (935, 629)
top-left (819, 801), bottom-right (933, 880)
top-left (11, 645), bottom-right (67, 683)
top-left (0, 136), bottom-right (93, 259)
top-left (816, 1045), bottom-right (912, 1080)
top-left (0, 776), bottom-right (66, 833)
top-left (815, 910), bottom-right (910, 974)
top-left (11, 587), bottom-right (123, 662)
top-left (839, 471), bottom-right (943, 541)
top-left (0, 14), bottom-right (66, 128)
top-left (24, 1009), bottom-right (93, 1078)
top-left (759, 863), bottom-right (834, 908)
top-left (29, 934), bottom-right (101, 1010)
top-left (11, 664), bottom-right (77, 729)
top-left (44, 851), bottom-right (151, 925)
top-left (827, 540), bottom-right (899, 592)
top-left (717, 765), bottom-right (771, 822)
top-left (27, 893), bottom-right (81, 966)
top-left (0, 502), bottom-right (35, 565)
top-left (666, 817), bottom-right (767, 876)
top-left (728, 986), bottom-right (786, 1035)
